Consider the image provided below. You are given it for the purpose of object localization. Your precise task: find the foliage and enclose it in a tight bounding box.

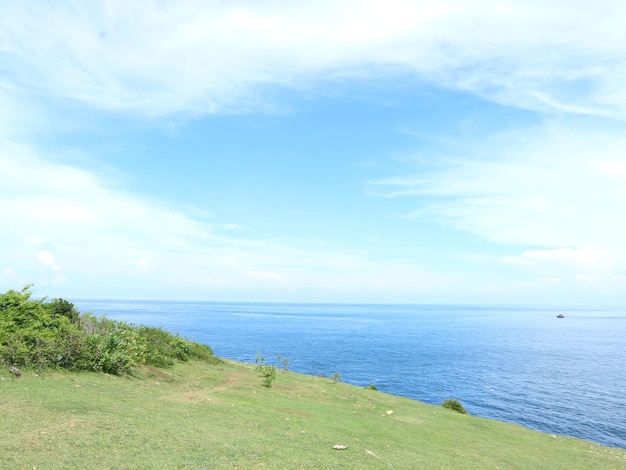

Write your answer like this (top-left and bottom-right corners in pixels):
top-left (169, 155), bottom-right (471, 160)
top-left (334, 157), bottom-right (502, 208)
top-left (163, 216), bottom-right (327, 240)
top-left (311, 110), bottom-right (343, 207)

top-left (329, 371), bottom-right (342, 384)
top-left (364, 384), bottom-right (378, 390)
top-left (188, 341), bottom-right (220, 364)
top-left (277, 354), bottom-right (290, 373)
top-left (255, 352), bottom-right (289, 387)
top-left (260, 364), bottom-right (277, 387)
top-left (0, 286), bottom-right (85, 371)
top-left (47, 297), bottom-right (81, 324)
top-left (254, 351), bottom-right (264, 370)
top-left (442, 398), bottom-right (468, 414)
top-left (0, 286), bottom-right (219, 375)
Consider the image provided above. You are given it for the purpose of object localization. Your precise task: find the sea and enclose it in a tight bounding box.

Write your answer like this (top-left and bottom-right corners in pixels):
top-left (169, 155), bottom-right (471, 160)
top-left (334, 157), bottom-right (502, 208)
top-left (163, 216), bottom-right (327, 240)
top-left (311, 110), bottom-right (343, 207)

top-left (71, 300), bottom-right (626, 450)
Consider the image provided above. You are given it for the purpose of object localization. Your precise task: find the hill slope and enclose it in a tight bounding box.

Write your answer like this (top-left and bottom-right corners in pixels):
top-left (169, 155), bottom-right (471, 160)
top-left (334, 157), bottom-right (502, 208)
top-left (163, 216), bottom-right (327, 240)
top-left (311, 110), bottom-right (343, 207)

top-left (2, 360), bottom-right (625, 469)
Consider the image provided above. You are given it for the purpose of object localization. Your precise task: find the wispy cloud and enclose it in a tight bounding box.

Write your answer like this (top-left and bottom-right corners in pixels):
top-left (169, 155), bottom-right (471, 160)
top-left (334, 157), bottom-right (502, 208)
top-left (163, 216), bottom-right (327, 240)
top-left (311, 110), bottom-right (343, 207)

top-left (0, 143), bottom-right (463, 300)
top-left (502, 248), bottom-right (620, 289)
top-left (373, 120), bottom-right (626, 292)
top-left (386, 123), bottom-right (626, 247)
top-left (2, 1), bottom-right (625, 117)
top-left (2, 1), bottom-right (626, 303)
top-left (37, 251), bottom-right (62, 271)
top-left (503, 248), bottom-right (607, 266)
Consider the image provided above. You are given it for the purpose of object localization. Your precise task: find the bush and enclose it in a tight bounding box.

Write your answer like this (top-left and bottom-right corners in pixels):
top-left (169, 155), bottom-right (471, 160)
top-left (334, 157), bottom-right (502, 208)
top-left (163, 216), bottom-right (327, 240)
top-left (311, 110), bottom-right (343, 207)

top-left (254, 352), bottom-right (289, 387)
top-left (189, 342), bottom-right (220, 364)
top-left (442, 399), bottom-right (468, 414)
top-left (46, 298), bottom-right (80, 324)
top-left (260, 364), bottom-right (277, 387)
top-left (0, 286), bottom-right (85, 370)
top-left (0, 286), bottom-right (219, 375)
top-left (138, 326), bottom-right (187, 367)
top-left (329, 372), bottom-right (341, 384)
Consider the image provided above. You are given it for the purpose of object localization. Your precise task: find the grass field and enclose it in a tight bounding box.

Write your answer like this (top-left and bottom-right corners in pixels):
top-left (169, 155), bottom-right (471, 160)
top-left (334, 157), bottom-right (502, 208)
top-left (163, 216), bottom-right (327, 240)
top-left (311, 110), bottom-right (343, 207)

top-left (1, 360), bottom-right (625, 469)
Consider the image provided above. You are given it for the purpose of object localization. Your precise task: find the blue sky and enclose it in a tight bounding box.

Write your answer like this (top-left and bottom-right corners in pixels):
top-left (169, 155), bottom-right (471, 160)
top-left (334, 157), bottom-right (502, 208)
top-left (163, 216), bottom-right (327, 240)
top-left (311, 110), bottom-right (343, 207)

top-left (2, 1), bottom-right (626, 304)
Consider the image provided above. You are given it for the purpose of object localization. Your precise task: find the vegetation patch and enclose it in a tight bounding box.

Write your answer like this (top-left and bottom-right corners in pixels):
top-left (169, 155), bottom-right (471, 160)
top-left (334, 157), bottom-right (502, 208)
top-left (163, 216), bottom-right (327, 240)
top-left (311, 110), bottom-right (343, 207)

top-left (254, 352), bottom-right (290, 387)
top-left (442, 398), bottom-right (468, 414)
top-left (0, 286), bottom-right (220, 375)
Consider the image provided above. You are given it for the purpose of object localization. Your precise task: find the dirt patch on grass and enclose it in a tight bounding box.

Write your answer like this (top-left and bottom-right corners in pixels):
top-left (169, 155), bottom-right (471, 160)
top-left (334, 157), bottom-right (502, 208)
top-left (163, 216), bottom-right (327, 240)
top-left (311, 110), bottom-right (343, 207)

top-left (224, 371), bottom-right (245, 387)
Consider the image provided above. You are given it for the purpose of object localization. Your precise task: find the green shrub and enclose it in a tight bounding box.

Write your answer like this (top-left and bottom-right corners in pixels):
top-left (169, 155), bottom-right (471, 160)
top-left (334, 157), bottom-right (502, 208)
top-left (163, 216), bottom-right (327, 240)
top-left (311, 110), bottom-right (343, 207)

top-left (0, 286), bottom-right (85, 370)
top-left (277, 354), bottom-right (290, 373)
top-left (0, 286), bottom-right (220, 375)
top-left (329, 372), bottom-right (342, 384)
top-left (254, 352), bottom-right (290, 387)
top-left (442, 398), bottom-right (468, 414)
top-left (137, 326), bottom-right (189, 367)
top-left (189, 342), bottom-right (220, 364)
top-left (46, 298), bottom-right (80, 324)
top-left (260, 364), bottom-right (277, 387)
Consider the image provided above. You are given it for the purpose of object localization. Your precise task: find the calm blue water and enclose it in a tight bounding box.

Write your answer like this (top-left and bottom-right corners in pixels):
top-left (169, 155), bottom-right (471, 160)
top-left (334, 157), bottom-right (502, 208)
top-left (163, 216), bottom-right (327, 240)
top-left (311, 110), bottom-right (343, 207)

top-left (71, 300), bottom-right (626, 449)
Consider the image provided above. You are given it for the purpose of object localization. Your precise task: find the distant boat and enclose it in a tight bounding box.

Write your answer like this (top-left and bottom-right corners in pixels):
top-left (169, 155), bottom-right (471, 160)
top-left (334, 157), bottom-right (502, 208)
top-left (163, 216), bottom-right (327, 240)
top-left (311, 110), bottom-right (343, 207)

top-left (557, 314), bottom-right (565, 318)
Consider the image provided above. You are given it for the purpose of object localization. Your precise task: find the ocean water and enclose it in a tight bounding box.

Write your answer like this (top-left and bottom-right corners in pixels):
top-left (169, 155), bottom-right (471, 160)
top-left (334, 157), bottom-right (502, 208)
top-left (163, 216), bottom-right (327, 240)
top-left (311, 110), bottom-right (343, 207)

top-left (72, 300), bottom-right (626, 449)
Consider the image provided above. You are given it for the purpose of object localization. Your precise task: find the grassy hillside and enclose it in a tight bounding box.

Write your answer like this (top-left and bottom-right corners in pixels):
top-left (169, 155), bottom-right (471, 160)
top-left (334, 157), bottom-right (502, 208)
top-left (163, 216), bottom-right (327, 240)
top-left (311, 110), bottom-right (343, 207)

top-left (2, 360), bottom-right (625, 469)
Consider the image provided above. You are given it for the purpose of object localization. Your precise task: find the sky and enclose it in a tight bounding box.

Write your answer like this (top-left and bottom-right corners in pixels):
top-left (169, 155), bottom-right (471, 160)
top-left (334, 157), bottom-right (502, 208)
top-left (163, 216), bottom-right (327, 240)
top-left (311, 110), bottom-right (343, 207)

top-left (2, 1), bottom-right (626, 305)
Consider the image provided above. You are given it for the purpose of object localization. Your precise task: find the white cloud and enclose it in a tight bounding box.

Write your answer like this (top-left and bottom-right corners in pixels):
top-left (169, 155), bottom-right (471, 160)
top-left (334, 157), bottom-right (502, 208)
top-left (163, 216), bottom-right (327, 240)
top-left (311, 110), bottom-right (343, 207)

top-left (502, 248), bottom-right (615, 287)
top-left (2, 1), bottom-right (626, 303)
top-left (373, 120), bottom-right (626, 297)
top-left (2, 135), bottom-right (620, 302)
top-left (0, 268), bottom-right (20, 284)
top-left (509, 248), bottom-right (607, 266)
top-left (377, 122), bottom-right (626, 249)
top-left (37, 251), bottom-right (62, 271)
top-left (535, 277), bottom-right (561, 285)
top-left (36, 250), bottom-right (65, 285)
top-left (244, 271), bottom-right (287, 284)
top-left (0, 143), bottom-right (465, 300)
top-left (2, 1), bottom-right (626, 117)
top-left (134, 258), bottom-right (153, 273)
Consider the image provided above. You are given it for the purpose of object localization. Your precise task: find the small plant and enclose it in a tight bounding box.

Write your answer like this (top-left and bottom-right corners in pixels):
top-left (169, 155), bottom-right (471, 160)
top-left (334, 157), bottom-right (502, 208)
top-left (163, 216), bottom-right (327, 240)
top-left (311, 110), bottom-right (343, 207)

top-left (255, 352), bottom-right (289, 386)
top-left (254, 351), bottom-right (264, 370)
top-left (364, 384), bottom-right (378, 391)
top-left (329, 372), bottom-right (341, 384)
top-left (260, 364), bottom-right (277, 387)
top-left (277, 354), bottom-right (290, 373)
top-left (442, 398), bottom-right (467, 414)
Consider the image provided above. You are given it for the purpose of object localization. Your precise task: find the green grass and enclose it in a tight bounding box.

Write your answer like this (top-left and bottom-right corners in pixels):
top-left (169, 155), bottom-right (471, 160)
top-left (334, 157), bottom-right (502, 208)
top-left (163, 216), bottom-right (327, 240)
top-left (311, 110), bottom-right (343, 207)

top-left (1, 360), bottom-right (625, 469)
